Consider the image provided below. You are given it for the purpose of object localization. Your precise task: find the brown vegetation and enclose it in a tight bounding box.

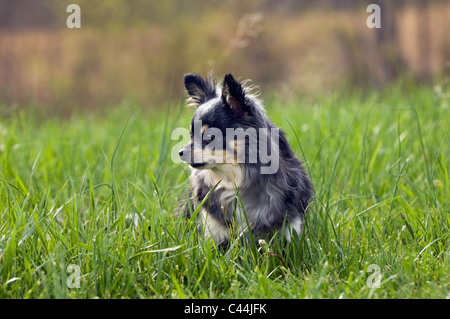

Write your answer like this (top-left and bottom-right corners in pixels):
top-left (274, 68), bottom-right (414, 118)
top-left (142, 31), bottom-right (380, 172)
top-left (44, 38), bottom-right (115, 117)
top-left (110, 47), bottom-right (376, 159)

top-left (0, 0), bottom-right (449, 112)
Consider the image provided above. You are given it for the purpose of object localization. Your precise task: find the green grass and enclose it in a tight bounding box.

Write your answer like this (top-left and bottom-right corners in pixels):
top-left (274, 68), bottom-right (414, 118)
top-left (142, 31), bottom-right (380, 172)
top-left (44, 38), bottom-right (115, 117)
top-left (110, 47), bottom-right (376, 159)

top-left (0, 83), bottom-right (449, 299)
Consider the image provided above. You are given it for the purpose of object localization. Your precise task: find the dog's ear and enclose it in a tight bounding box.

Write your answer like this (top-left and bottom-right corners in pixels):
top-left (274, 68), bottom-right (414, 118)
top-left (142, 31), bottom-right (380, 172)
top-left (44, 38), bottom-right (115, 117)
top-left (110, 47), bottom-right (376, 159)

top-left (184, 73), bottom-right (215, 107)
top-left (221, 73), bottom-right (248, 116)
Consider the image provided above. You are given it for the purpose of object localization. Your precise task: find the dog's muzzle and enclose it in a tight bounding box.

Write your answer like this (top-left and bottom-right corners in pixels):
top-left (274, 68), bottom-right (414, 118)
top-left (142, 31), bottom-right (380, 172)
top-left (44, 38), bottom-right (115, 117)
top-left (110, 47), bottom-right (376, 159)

top-left (179, 144), bottom-right (208, 168)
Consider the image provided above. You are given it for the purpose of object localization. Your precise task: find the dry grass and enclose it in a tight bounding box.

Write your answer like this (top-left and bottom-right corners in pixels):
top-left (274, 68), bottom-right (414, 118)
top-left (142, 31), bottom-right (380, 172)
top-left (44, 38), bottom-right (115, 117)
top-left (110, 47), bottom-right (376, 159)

top-left (0, 3), bottom-right (449, 112)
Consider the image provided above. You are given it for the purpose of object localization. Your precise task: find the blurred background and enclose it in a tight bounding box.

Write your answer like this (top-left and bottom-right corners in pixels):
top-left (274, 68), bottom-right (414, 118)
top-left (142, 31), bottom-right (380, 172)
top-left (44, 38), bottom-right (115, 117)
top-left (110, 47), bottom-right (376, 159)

top-left (0, 0), bottom-right (449, 114)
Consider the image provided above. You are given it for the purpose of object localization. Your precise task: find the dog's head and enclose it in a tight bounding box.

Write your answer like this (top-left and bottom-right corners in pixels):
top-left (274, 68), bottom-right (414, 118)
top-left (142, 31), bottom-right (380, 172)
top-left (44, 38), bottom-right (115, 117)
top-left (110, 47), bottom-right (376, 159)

top-left (179, 73), bottom-right (264, 170)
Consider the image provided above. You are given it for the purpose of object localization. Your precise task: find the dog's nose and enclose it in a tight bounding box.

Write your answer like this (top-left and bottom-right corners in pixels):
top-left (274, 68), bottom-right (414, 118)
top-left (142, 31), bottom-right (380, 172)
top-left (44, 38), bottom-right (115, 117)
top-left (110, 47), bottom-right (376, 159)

top-left (179, 149), bottom-right (183, 157)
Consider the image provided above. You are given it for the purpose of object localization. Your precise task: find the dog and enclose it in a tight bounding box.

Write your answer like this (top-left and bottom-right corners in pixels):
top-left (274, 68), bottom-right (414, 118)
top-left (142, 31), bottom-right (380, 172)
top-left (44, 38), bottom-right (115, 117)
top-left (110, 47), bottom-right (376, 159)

top-left (178, 73), bottom-right (313, 247)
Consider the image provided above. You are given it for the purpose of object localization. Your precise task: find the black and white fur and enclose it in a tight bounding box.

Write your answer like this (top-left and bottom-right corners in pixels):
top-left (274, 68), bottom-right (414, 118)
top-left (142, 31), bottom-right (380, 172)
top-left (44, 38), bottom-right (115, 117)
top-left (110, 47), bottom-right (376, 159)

top-left (178, 73), bottom-right (313, 246)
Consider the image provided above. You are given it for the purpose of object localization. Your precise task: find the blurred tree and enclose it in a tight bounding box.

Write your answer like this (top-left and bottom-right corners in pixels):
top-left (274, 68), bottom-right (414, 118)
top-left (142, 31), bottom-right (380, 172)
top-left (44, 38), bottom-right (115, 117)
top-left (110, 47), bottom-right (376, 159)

top-left (415, 0), bottom-right (432, 82)
top-left (373, 0), bottom-right (407, 82)
top-left (0, 0), bottom-right (55, 30)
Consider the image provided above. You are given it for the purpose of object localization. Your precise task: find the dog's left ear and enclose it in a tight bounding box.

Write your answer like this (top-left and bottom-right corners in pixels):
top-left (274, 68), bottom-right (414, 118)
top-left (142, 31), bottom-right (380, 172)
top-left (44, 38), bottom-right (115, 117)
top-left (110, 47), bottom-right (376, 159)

top-left (184, 73), bottom-right (215, 107)
top-left (222, 73), bottom-right (248, 116)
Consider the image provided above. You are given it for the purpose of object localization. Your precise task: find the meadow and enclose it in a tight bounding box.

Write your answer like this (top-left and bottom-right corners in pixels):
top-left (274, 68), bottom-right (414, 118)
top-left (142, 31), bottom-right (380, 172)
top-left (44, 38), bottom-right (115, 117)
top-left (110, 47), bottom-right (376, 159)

top-left (0, 82), bottom-right (449, 299)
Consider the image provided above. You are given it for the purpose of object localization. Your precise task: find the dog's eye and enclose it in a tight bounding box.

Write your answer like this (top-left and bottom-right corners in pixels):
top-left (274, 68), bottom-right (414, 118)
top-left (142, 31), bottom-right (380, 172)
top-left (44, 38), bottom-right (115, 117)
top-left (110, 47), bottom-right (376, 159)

top-left (204, 135), bottom-right (215, 143)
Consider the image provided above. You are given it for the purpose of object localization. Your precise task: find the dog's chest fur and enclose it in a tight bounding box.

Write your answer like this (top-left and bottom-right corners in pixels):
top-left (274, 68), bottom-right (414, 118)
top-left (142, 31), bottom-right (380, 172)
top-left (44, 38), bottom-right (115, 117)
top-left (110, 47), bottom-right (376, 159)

top-left (190, 165), bottom-right (287, 238)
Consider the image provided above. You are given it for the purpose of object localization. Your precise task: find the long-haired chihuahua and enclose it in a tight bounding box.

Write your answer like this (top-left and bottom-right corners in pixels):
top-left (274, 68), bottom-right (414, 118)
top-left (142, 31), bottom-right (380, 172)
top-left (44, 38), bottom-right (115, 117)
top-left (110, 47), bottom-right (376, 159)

top-left (178, 73), bottom-right (314, 247)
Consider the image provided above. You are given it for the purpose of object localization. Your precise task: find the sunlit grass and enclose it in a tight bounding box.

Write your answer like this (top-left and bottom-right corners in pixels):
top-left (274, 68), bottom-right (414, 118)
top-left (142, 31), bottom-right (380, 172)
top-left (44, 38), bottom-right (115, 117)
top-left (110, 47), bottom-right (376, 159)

top-left (0, 83), bottom-right (449, 298)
